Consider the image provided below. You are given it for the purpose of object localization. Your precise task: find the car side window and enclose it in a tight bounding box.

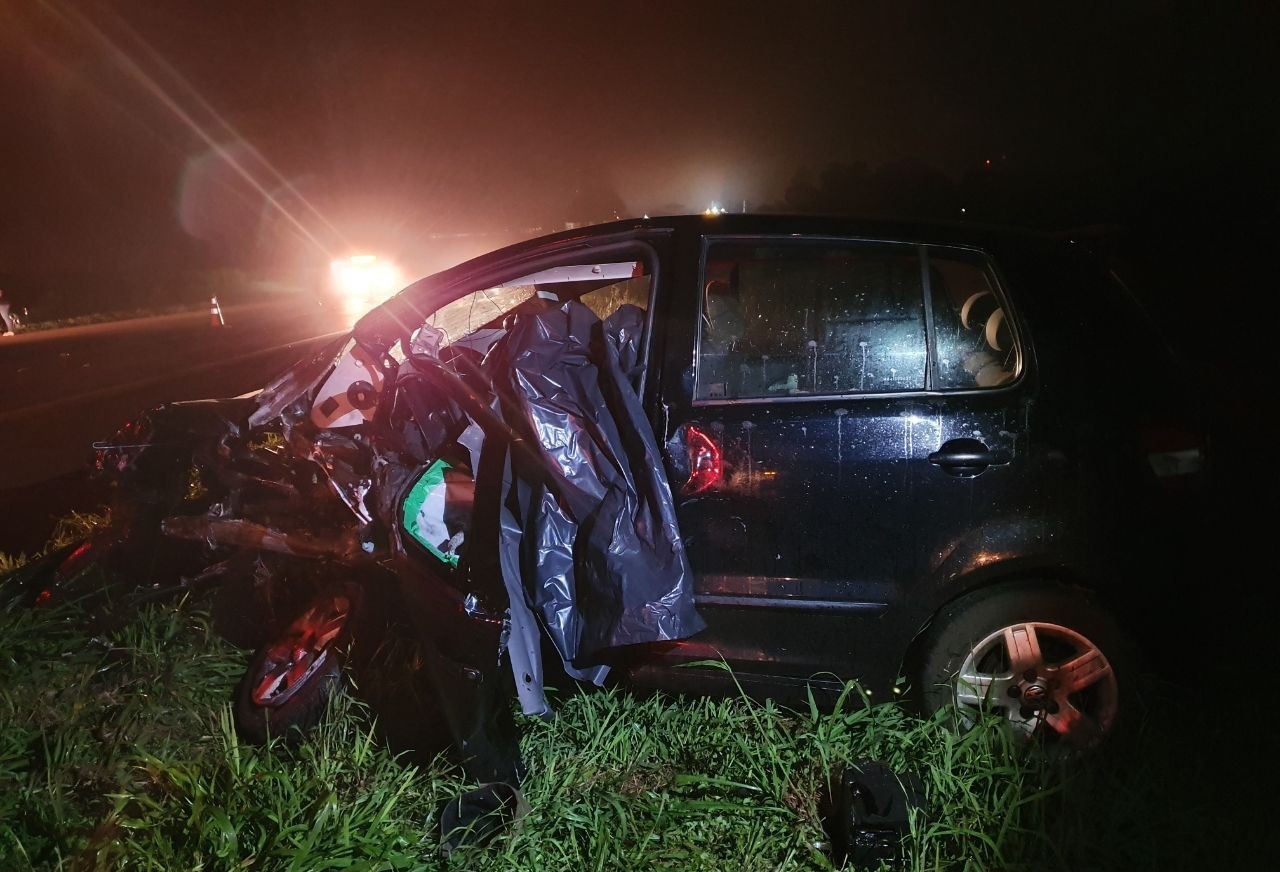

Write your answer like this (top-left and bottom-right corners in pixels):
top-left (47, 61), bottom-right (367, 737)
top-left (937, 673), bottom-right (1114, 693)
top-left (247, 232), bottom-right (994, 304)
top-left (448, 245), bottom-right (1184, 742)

top-left (577, 273), bottom-right (651, 321)
top-left (406, 260), bottom-right (651, 361)
top-left (927, 250), bottom-right (1020, 389)
top-left (696, 239), bottom-right (926, 400)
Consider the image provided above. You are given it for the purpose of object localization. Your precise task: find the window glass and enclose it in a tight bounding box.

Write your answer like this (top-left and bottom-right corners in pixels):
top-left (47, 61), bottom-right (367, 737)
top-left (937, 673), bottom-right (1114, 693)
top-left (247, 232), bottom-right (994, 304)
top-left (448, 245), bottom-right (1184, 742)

top-left (696, 240), bottom-right (925, 400)
top-left (419, 284), bottom-right (534, 353)
top-left (408, 260), bottom-right (650, 359)
top-left (927, 250), bottom-right (1019, 389)
top-left (577, 274), bottom-right (650, 321)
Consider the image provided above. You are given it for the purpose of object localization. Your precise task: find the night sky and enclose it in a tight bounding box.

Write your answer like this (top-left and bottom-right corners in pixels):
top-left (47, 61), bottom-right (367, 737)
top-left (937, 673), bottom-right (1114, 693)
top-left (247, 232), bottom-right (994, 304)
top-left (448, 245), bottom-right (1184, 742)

top-left (0, 1), bottom-right (1272, 282)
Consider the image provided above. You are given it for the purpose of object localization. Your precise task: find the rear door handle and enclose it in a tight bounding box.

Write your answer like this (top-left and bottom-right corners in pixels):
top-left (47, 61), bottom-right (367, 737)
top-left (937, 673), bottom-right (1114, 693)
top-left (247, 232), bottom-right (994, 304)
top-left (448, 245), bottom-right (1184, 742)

top-left (928, 438), bottom-right (1010, 476)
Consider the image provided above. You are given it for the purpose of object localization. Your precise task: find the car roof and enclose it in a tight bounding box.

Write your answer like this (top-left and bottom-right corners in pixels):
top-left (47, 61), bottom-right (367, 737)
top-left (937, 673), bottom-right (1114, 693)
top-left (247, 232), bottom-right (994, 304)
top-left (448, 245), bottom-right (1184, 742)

top-left (354, 214), bottom-right (1075, 346)
top-left (487, 213), bottom-right (1064, 252)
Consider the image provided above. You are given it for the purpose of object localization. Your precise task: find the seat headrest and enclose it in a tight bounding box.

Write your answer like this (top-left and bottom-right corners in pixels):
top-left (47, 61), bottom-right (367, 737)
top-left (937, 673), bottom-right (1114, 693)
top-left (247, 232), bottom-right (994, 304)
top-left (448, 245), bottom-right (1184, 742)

top-left (959, 291), bottom-right (998, 331)
top-left (984, 307), bottom-right (1012, 353)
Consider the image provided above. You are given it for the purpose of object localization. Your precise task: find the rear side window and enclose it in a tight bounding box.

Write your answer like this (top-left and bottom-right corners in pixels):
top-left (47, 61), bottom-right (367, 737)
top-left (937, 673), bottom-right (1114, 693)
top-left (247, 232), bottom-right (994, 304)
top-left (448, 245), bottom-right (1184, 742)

top-left (696, 240), bottom-right (926, 400)
top-left (695, 239), bottom-right (1022, 401)
top-left (927, 249), bottom-right (1021, 389)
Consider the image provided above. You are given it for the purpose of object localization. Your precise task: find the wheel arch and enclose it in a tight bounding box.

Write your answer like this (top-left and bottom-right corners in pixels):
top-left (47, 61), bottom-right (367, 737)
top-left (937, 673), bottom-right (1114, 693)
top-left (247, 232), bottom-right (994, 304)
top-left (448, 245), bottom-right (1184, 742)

top-left (897, 561), bottom-right (1102, 695)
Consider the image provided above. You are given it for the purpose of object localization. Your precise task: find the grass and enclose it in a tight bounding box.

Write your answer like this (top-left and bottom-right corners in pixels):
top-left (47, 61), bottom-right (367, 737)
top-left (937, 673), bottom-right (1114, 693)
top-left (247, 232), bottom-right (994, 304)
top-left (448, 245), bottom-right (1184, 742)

top-left (0, 545), bottom-right (1266, 870)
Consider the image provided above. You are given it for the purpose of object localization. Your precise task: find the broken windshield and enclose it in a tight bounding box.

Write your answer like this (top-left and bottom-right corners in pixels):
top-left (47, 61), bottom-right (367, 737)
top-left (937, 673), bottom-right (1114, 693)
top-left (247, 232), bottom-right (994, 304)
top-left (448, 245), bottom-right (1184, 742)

top-left (408, 261), bottom-right (646, 357)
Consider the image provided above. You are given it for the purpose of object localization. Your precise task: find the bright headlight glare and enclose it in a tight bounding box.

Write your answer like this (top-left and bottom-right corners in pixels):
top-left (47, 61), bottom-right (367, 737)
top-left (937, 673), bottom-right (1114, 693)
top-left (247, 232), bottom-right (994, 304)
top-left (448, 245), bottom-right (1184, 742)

top-left (331, 255), bottom-right (402, 299)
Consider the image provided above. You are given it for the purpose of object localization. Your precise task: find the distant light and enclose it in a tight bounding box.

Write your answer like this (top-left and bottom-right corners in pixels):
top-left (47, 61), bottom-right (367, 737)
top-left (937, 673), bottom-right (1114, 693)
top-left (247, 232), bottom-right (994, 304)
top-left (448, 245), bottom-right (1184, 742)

top-left (330, 254), bottom-right (403, 302)
top-left (643, 213), bottom-right (649, 219)
top-left (984, 159), bottom-right (992, 166)
top-left (704, 203), bottom-right (725, 216)
top-left (960, 207), bottom-right (967, 213)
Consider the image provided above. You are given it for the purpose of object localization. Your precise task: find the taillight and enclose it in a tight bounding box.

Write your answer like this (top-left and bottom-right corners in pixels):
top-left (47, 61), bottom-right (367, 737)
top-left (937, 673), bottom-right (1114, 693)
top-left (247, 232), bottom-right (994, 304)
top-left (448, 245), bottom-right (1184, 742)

top-left (684, 425), bottom-right (723, 494)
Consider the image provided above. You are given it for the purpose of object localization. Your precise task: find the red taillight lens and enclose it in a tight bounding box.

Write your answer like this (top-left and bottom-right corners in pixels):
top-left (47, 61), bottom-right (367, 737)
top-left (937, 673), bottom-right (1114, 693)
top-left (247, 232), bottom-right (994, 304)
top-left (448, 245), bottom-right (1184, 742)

top-left (684, 425), bottom-right (722, 494)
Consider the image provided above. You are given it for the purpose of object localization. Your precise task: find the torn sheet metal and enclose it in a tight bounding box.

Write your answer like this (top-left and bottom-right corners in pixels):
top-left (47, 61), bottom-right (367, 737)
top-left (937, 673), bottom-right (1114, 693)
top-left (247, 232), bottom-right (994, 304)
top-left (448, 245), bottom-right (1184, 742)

top-left (486, 300), bottom-right (704, 670)
top-left (249, 335), bottom-right (348, 428)
top-left (307, 429), bottom-right (375, 523)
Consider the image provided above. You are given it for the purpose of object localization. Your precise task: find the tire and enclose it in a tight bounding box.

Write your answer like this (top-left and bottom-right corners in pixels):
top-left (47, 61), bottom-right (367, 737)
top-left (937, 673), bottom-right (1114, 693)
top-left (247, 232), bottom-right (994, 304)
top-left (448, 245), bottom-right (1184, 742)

top-left (916, 583), bottom-right (1131, 750)
top-left (232, 583), bottom-right (359, 745)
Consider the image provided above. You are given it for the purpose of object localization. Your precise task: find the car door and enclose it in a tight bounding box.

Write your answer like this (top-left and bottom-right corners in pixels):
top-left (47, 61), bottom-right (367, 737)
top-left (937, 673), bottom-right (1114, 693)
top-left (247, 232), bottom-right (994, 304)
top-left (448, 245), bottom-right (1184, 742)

top-left (646, 235), bottom-right (948, 692)
top-left (892, 246), bottom-right (1037, 632)
top-left (640, 235), bottom-right (1038, 696)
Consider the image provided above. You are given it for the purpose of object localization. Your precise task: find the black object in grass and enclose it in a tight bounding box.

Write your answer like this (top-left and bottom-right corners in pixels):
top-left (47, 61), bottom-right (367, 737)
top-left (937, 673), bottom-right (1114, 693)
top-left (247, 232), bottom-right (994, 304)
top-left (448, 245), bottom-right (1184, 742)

top-left (824, 759), bottom-right (926, 868)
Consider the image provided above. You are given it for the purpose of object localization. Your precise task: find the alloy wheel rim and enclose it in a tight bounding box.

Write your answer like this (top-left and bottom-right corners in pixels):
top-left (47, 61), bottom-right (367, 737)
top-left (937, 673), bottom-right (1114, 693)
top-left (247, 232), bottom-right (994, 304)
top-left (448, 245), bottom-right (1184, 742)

top-left (251, 593), bottom-right (351, 707)
top-left (953, 621), bottom-right (1118, 748)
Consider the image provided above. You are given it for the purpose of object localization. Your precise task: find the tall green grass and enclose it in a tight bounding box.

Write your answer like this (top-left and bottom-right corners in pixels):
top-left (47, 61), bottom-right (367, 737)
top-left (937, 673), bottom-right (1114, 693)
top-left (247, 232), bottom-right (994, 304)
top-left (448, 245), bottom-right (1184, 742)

top-left (0, 569), bottom-right (1263, 871)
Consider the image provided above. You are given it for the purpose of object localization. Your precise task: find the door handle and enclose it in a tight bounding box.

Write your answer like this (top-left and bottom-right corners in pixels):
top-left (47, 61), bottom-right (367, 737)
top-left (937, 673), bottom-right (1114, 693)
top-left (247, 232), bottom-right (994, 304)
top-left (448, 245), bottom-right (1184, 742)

top-left (928, 438), bottom-right (1010, 476)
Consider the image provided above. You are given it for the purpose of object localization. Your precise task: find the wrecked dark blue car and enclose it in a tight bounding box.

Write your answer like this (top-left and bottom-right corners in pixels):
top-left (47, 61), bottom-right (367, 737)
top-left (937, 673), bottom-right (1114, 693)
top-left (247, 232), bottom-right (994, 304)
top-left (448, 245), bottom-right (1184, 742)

top-left (27, 215), bottom-right (1205, 783)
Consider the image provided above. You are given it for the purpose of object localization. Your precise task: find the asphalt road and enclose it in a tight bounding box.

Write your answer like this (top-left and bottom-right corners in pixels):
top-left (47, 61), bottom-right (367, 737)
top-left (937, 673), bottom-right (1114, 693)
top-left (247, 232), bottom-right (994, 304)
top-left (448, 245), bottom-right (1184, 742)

top-left (0, 298), bottom-right (349, 552)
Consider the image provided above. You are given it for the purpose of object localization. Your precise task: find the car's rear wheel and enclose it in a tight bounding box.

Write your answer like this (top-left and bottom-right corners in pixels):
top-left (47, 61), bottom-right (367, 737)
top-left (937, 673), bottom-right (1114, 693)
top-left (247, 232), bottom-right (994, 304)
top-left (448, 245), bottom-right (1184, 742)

top-left (233, 583), bottom-right (358, 744)
top-left (916, 584), bottom-right (1129, 750)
